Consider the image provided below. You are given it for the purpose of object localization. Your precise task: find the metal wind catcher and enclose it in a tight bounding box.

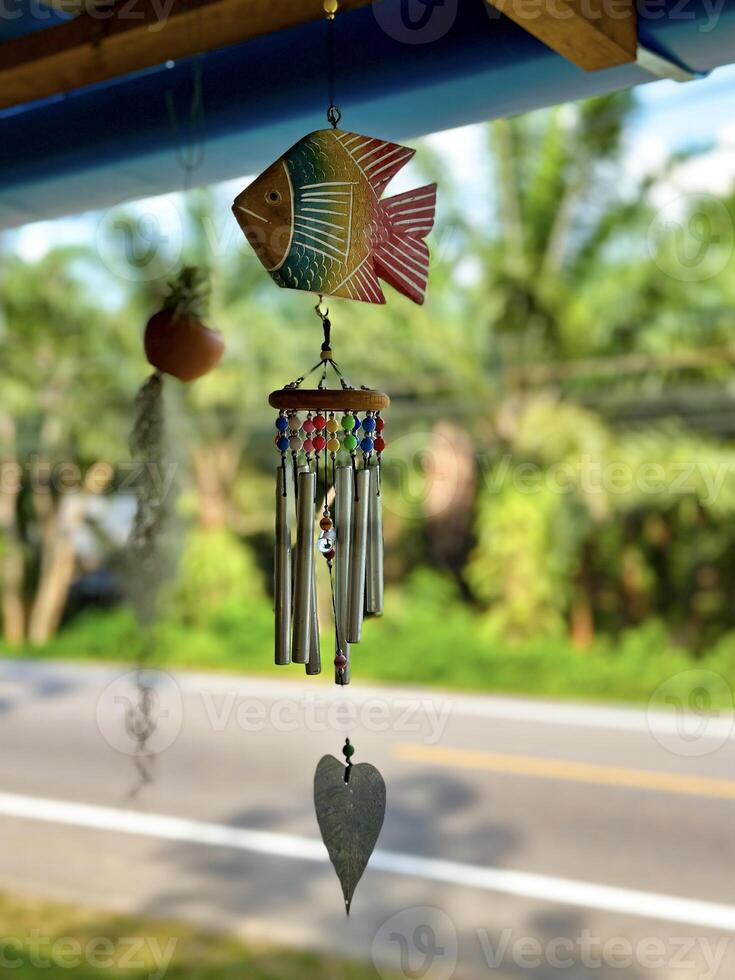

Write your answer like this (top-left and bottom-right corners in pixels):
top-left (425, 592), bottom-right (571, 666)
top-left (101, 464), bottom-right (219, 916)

top-left (270, 308), bottom-right (389, 685)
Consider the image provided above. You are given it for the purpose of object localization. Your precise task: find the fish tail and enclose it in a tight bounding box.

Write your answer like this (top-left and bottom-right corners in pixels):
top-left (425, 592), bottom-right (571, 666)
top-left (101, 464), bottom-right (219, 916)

top-left (374, 183), bottom-right (437, 305)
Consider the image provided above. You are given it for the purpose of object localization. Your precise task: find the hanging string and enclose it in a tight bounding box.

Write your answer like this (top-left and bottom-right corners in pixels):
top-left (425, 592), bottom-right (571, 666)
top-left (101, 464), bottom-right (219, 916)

top-left (324, 0), bottom-right (341, 128)
top-left (165, 57), bottom-right (207, 193)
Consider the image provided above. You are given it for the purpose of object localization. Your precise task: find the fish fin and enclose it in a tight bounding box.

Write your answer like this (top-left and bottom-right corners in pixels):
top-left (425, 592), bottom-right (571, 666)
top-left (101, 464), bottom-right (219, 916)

top-left (374, 184), bottom-right (437, 305)
top-left (334, 132), bottom-right (416, 196)
top-left (334, 260), bottom-right (386, 305)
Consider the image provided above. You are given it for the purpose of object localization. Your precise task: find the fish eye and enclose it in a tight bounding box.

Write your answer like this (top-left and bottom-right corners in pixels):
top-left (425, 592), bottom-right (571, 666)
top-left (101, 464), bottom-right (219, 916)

top-left (266, 190), bottom-right (282, 205)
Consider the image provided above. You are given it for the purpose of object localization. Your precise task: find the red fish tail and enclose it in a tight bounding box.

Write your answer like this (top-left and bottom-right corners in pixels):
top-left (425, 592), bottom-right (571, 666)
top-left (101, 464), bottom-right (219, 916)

top-left (374, 183), bottom-right (437, 305)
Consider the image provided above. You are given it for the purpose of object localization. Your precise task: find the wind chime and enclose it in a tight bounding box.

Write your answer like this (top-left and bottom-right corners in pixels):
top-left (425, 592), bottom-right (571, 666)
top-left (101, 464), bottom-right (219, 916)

top-left (232, 0), bottom-right (436, 913)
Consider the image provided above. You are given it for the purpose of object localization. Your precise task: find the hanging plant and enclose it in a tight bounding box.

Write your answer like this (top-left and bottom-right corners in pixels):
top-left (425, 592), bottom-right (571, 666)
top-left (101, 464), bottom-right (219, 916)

top-left (145, 267), bottom-right (224, 383)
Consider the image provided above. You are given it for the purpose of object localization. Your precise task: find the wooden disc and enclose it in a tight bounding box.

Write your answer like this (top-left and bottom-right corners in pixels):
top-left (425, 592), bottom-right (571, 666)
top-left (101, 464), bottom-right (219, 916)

top-left (269, 389), bottom-right (390, 412)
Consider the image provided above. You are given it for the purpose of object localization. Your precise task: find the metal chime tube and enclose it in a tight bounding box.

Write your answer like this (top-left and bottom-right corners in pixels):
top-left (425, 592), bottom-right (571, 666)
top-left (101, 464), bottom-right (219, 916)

top-left (366, 461), bottom-right (384, 615)
top-left (306, 559), bottom-right (321, 675)
top-left (347, 466), bottom-right (371, 644)
top-left (274, 465), bottom-right (292, 665)
top-left (292, 467), bottom-right (316, 665)
top-left (334, 465), bottom-right (353, 682)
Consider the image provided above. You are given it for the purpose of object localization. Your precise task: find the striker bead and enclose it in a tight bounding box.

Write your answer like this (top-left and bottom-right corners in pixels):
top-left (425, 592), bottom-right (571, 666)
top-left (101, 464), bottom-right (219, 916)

top-left (275, 415), bottom-right (289, 431)
top-left (313, 414), bottom-right (326, 430)
top-left (343, 434), bottom-right (358, 451)
top-left (343, 741), bottom-right (355, 758)
top-left (362, 416), bottom-right (376, 432)
top-left (302, 418), bottom-right (315, 433)
top-left (324, 548), bottom-right (336, 561)
top-left (276, 436), bottom-right (290, 452)
top-left (375, 415), bottom-right (385, 432)
top-left (341, 415), bottom-right (355, 431)
top-left (334, 653), bottom-right (348, 669)
top-left (303, 438), bottom-right (314, 454)
top-left (326, 417), bottom-right (339, 433)
top-left (327, 438), bottom-right (340, 454)
top-left (313, 434), bottom-right (327, 452)
top-left (289, 435), bottom-right (302, 451)
top-left (320, 515), bottom-right (333, 531)
top-left (360, 436), bottom-right (374, 453)
top-left (374, 436), bottom-right (386, 453)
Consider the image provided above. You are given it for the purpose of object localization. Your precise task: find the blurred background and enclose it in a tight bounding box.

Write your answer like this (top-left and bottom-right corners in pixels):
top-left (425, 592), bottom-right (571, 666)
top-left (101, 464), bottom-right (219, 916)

top-left (3, 74), bottom-right (735, 703)
top-left (2, 66), bottom-right (735, 979)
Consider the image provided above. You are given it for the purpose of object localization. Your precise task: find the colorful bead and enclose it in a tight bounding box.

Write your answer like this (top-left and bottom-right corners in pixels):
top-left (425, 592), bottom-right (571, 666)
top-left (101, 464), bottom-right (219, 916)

top-left (288, 414), bottom-right (301, 430)
top-left (375, 416), bottom-right (385, 432)
top-left (334, 653), bottom-right (348, 669)
top-left (302, 418), bottom-right (315, 434)
top-left (353, 417), bottom-right (361, 432)
top-left (341, 415), bottom-right (355, 431)
top-left (313, 434), bottom-right (327, 452)
top-left (320, 515), bottom-right (333, 531)
top-left (374, 436), bottom-right (386, 453)
top-left (344, 434), bottom-right (358, 452)
top-left (303, 438), bottom-right (314, 454)
top-left (324, 548), bottom-right (336, 561)
top-left (343, 741), bottom-right (355, 758)
top-left (289, 435), bottom-right (302, 451)
top-left (327, 437), bottom-right (340, 454)
top-left (362, 416), bottom-right (376, 432)
top-left (275, 415), bottom-right (289, 431)
top-left (326, 417), bottom-right (339, 433)
top-left (313, 414), bottom-right (326, 430)
top-left (360, 436), bottom-right (374, 453)
top-left (276, 436), bottom-right (289, 452)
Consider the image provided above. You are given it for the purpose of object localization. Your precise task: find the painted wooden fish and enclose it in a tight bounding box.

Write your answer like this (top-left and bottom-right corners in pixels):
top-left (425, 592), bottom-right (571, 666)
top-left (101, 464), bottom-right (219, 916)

top-left (232, 128), bottom-right (437, 305)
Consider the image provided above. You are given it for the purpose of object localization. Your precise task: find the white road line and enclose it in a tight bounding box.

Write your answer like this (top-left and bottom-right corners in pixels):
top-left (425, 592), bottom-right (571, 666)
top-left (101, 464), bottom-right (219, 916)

top-left (1, 792), bottom-right (734, 931)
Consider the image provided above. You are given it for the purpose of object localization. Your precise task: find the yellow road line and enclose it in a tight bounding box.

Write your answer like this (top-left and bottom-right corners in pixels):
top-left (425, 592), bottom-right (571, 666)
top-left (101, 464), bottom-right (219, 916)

top-left (395, 743), bottom-right (735, 800)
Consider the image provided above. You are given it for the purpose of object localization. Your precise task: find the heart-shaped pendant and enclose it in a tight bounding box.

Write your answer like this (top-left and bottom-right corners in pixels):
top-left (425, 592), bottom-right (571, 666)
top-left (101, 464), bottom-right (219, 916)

top-left (314, 743), bottom-right (386, 914)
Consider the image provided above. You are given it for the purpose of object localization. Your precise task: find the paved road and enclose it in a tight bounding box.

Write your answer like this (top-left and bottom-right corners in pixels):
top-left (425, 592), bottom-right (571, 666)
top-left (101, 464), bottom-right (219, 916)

top-left (0, 659), bottom-right (734, 979)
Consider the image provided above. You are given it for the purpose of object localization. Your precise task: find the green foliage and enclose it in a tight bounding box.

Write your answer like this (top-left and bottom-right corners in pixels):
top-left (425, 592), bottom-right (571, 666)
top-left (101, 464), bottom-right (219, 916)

top-left (23, 569), bottom-right (735, 708)
top-left (168, 527), bottom-right (265, 626)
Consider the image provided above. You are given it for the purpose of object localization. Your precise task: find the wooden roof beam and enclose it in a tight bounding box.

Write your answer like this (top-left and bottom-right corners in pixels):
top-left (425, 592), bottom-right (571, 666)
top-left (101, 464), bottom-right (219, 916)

top-left (0, 0), bottom-right (373, 112)
top-left (485, 0), bottom-right (637, 71)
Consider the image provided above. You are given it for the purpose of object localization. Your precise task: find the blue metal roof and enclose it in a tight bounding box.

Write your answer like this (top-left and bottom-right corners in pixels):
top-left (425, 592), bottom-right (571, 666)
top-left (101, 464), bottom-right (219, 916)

top-left (1, 0), bottom-right (734, 228)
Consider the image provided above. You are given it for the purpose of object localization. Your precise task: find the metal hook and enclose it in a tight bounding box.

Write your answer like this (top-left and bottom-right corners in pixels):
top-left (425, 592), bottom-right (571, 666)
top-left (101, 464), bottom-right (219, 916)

top-left (315, 297), bottom-right (329, 321)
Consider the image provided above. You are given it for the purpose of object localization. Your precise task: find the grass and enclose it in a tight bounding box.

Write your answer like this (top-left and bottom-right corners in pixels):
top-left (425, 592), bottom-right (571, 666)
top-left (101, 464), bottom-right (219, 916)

top-left (16, 569), bottom-right (735, 710)
top-left (0, 892), bottom-right (384, 979)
